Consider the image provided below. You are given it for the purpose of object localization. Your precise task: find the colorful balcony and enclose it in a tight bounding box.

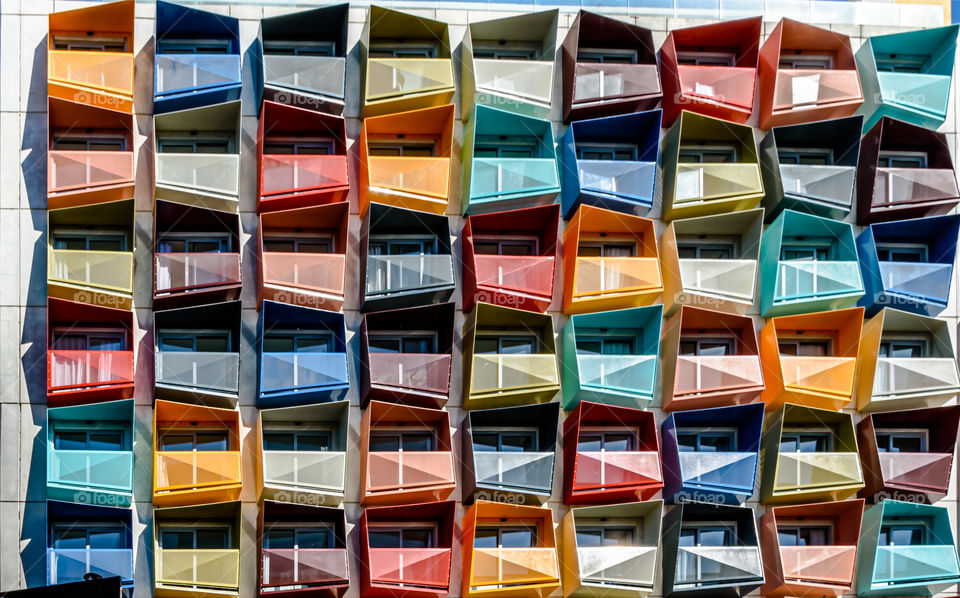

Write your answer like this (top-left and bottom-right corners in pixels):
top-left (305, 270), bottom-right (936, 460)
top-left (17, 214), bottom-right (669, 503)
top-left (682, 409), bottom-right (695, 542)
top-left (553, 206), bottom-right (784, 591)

top-left (759, 117), bottom-right (862, 222)
top-left (661, 501), bottom-right (764, 598)
top-left (358, 104), bottom-right (454, 216)
top-left (47, 98), bottom-right (134, 209)
top-left (760, 403), bottom-right (864, 504)
top-left (46, 501), bottom-right (133, 589)
top-left (561, 501), bottom-right (663, 598)
top-left (256, 401), bottom-right (348, 505)
top-left (662, 404), bottom-right (764, 505)
top-left (463, 105), bottom-right (559, 215)
top-left (561, 306), bottom-right (661, 410)
top-left (154, 501), bottom-right (241, 598)
top-left (10, 577), bottom-right (124, 596)
top-left (152, 400), bottom-right (242, 507)
top-left (462, 303), bottom-right (560, 410)
top-left (154, 1), bottom-right (241, 114)
top-left (258, 501), bottom-right (349, 598)
top-left (461, 11), bottom-right (558, 119)
top-left (659, 17), bottom-right (761, 126)
top-left (258, 5), bottom-right (348, 115)
top-left (359, 303), bottom-right (454, 408)
top-left (858, 406), bottom-right (960, 504)
top-left (359, 501), bottom-right (455, 598)
top-left (47, 1), bottom-right (134, 113)
top-left (856, 116), bottom-right (960, 224)
top-left (757, 19), bottom-right (862, 129)
top-left (47, 399), bottom-right (133, 507)
top-left (660, 111), bottom-right (764, 222)
top-left (461, 204), bottom-right (560, 314)
top-left (46, 298), bottom-right (133, 407)
top-left (760, 210), bottom-right (864, 317)
top-left (562, 205), bottom-right (662, 314)
top-left (760, 500), bottom-right (864, 598)
top-left (759, 308), bottom-right (863, 412)
top-left (661, 209), bottom-right (762, 315)
top-left (257, 101), bottom-right (348, 212)
top-left (46, 198), bottom-right (134, 311)
top-left (461, 402), bottom-right (559, 505)
top-left (360, 204), bottom-right (455, 312)
top-left (563, 401), bottom-right (663, 505)
top-left (154, 302), bottom-right (241, 406)
top-left (856, 309), bottom-right (960, 412)
top-left (856, 499), bottom-right (960, 596)
top-left (258, 202), bottom-right (348, 312)
top-left (154, 101), bottom-right (241, 212)
top-left (560, 11), bottom-right (660, 123)
top-left (462, 501), bottom-right (560, 598)
top-left (855, 25), bottom-right (959, 131)
top-left (560, 111), bottom-right (661, 218)
top-left (360, 401), bottom-right (456, 505)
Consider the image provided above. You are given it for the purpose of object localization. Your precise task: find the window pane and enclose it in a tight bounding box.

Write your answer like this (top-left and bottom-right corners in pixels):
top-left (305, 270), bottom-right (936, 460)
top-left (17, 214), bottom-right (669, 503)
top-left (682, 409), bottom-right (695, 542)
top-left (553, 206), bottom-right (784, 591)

top-left (500, 338), bottom-right (535, 355)
top-left (699, 434), bottom-right (733, 452)
top-left (196, 336), bottom-right (229, 352)
top-left (160, 531), bottom-right (194, 550)
top-left (474, 528), bottom-right (499, 549)
top-left (677, 434), bottom-right (698, 452)
top-left (196, 433), bottom-right (228, 452)
top-left (698, 341), bottom-right (731, 356)
top-left (474, 338), bottom-right (499, 354)
top-left (473, 433), bottom-right (499, 452)
top-left (196, 529), bottom-right (229, 549)
top-left (778, 529), bottom-right (799, 547)
top-left (678, 529), bottom-right (697, 547)
top-left (401, 529), bottom-right (433, 549)
top-left (266, 530), bottom-right (295, 549)
top-left (891, 435), bottom-right (923, 453)
top-left (370, 435), bottom-right (400, 452)
top-left (500, 433), bottom-right (533, 453)
top-left (369, 338), bottom-right (402, 353)
top-left (603, 528), bottom-right (634, 546)
top-left (54, 529), bottom-right (88, 549)
top-left (160, 434), bottom-right (194, 452)
top-left (576, 529), bottom-right (603, 547)
top-left (699, 528), bottom-right (729, 546)
top-left (89, 432), bottom-right (124, 450)
top-left (297, 529), bottom-right (332, 549)
top-left (263, 433), bottom-right (295, 451)
top-left (297, 433), bottom-right (331, 452)
top-left (603, 434), bottom-right (633, 452)
top-left (55, 432), bottom-right (88, 450)
top-left (88, 529), bottom-right (123, 549)
top-left (576, 340), bottom-right (603, 355)
top-left (401, 433), bottom-right (433, 452)
top-left (500, 527), bottom-right (536, 548)
top-left (577, 435), bottom-right (603, 452)
top-left (369, 530), bottom-right (401, 548)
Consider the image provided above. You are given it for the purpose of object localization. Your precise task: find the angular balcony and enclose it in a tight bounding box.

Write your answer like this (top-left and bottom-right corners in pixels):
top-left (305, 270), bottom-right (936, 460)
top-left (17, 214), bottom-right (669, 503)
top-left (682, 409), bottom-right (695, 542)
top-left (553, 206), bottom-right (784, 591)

top-left (855, 25), bottom-right (959, 131)
top-left (359, 303), bottom-right (454, 409)
top-left (562, 306), bottom-right (661, 410)
top-left (154, 101), bottom-right (241, 211)
top-left (462, 403), bottom-right (559, 505)
top-left (760, 499), bottom-right (863, 598)
top-left (560, 11), bottom-right (660, 123)
top-left (258, 5), bottom-right (348, 115)
top-left (757, 19), bottom-right (862, 128)
top-left (462, 11), bottom-right (558, 119)
top-left (561, 501), bottom-right (662, 598)
top-left (659, 17), bottom-right (761, 126)
top-left (154, 501), bottom-right (241, 597)
top-left (47, 1), bottom-right (134, 113)
top-left (154, 1), bottom-right (241, 114)
top-left (463, 303), bottom-right (560, 410)
top-left (560, 111), bottom-right (660, 218)
top-left (760, 403), bottom-right (863, 504)
top-left (257, 401), bottom-right (348, 505)
top-left (46, 199), bottom-right (133, 311)
top-left (858, 406), bottom-right (960, 504)
top-left (359, 103), bottom-right (454, 216)
top-left (461, 204), bottom-right (560, 314)
top-left (360, 501), bottom-right (455, 598)
top-left (463, 105), bottom-right (559, 216)
top-left (562, 205), bottom-right (662, 315)
top-left (154, 302), bottom-right (241, 406)
top-left (46, 501), bottom-right (133, 589)
top-left (660, 111), bottom-right (764, 222)
top-left (662, 501), bottom-right (763, 598)
top-left (856, 499), bottom-right (960, 596)
top-left (563, 402), bottom-right (663, 505)
top-left (258, 301), bottom-right (348, 407)
top-left (360, 204), bottom-right (455, 312)
top-left (759, 117), bottom-right (862, 222)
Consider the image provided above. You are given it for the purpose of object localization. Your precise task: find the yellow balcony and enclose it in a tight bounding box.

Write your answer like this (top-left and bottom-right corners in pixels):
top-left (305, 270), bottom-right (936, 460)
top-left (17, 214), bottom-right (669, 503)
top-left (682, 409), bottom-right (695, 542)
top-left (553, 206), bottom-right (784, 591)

top-left (469, 548), bottom-right (560, 593)
top-left (156, 549), bottom-right (239, 594)
top-left (365, 58), bottom-right (455, 115)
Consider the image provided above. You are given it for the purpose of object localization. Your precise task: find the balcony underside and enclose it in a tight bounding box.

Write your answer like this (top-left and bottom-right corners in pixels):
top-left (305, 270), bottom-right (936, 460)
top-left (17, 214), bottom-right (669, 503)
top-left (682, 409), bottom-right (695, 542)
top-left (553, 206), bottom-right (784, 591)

top-left (47, 79), bottom-right (134, 115)
top-left (475, 285), bottom-right (553, 314)
top-left (263, 83), bottom-right (344, 116)
top-left (767, 386), bottom-right (853, 413)
top-left (364, 86), bottom-right (455, 118)
top-left (664, 192), bottom-right (764, 223)
top-left (261, 280), bottom-right (345, 313)
top-left (260, 482), bottom-right (344, 506)
top-left (154, 282), bottom-right (242, 311)
top-left (46, 481), bottom-right (133, 507)
top-left (155, 582), bottom-right (239, 598)
top-left (153, 83), bottom-right (241, 115)
top-left (153, 481), bottom-right (242, 507)
top-left (48, 179), bottom-right (136, 211)
top-left (565, 385), bottom-right (654, 411)
top-left (668, 386), bottom-right (765, 412)
top-left (47, 381), bottom-right (134, 408)
top-left (155, 182), bottom-right (240, 213)
top-left (766, 292), bottom-right (862, 318)
top-left (362, 284), bottom-right (456, 312)
top-left (47, 279), bottom-right (132, 312)
top-left (465, 382), bottom-right (561, 411)
top-left (154, 381), bottom-right (239, 409)
top-left (367, 382), bottom-right (449, 410)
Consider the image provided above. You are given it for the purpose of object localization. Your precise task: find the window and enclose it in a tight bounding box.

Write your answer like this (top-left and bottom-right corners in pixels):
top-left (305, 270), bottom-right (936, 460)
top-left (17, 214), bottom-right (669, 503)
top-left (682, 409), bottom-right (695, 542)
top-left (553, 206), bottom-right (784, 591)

top-left (778, 54), bottom-right (833, 70)
top-left (159, 430), bottom-right (229, 452)
top-left (51, 327), bottom-right (126, 351)
top-left (368, 333), bottom-right (438, 354)
top-left (52, 35), bottom-right (127, 52)
top-left (262, 138), bottom-right (336, 156)
top-left (777, 148), bottom-right (834, 166)
top-left (262, 427), bottom-right (333, 452)
top-left (778, 338), bottom-right (832, 357)
top-left (678, 145), bottom-right (737, 163)
top-left (157, 232), bottom-right (231, 254)
top-left (578, 429), bottom-right (636, 452)
top-left (875, 429), bottom-right (928, 453)
top-left (52, 230), bottom-right (127, 252)
top-left (369, 429), bottom-right (434, 452)
top-left (263, 40), bottom-right (336, 57)
top-left (779, 429), bottom-right (832, 453)
top-left (676, 51), bottom-right (736, 67)
top-left (262, 331), bottom-right (334, 354)
top-left (677, 428), bottom-right (737, 453)
top-left (368, 524), bottom-right (436, 549)
top-left (678, 336), bottom-right (736, 356)
top-left (472, 235), bottom-right (538, 256)
top-left (577, 48), bottom-right (638, 64)
top-left (157, 39), bottom-right (232, 55)
top-left (53, 523), bottom-right (126, 550)
top-left (577, 239), bottom-right (636, 257)
top-left (676, 237), bottom-right (738, 259)
top-left (878, 151), bottom-right (927, 169)
top-left (677, 523), bottom-right (739, 584)
top-left (157, 137), bottom-right (231, 155)
top-left (777, 525), bottom-right (831, 546)
top-left (263, 234), bottom-right (334, 254)
top-left (878, 336), bottom-right (929, 358)
top-left (53, 428), bottom-right (125, 451)
top-left (781, 243), bottom-right (832, 261)
top-left (52, 133), bottom-right (127, 152)
top-left (875, 53), bottom-right (928, 74)
top-left (475, 335), bottom-right (537, 355)
top-left (679, 524), bottom-right (736, 547)
top-left (878, 522), bottom-right (928, 546)
top-left (158, 526), bottom-right (231, 550)
top-left (264, 524), bottom-right (336, 549)
top-left (473, 42), bottom-right (538, 60)
top-left (474, 137), bottom-right (538, 159)
top-left (875, 243), bottom-right (928, 263)
top-left (576, 144), bottom-right (638, 161)
top-left (575, 525), bottom-right (637, 547)
top-left (474, 525), bottom-right (538, 548)
top-left (367, 139), bottom-right (436, 157)
top-left (157, 330), bottom-right (231, 353)
top-left (369, 42), bottom-right (438, 58)
top-left (472, 428), bottom-right (538, 452)
top-left (369, 236), bottom-right (437, 255)
top-left (576, 336), bottom-right (635, 356)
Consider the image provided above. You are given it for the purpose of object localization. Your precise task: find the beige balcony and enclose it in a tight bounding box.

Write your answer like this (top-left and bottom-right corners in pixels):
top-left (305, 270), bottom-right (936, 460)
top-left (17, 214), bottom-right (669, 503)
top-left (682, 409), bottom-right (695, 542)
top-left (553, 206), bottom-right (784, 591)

top-left (474, 59), bottom-right (553, 106)
top-left (470, 354), bottom-right (560, 396)
top-left (678, 259), bottom-right (756, 303)
top-left (156, 548), bottom-right (239, 591)
top-left (48, 248), bottom-right (133, 295)
top-left (262, 450), bottom-right (346, 495)
top-left (675, 163), bottom-right (763, 204)
top-left (774, 452), bottom-right (862, 493)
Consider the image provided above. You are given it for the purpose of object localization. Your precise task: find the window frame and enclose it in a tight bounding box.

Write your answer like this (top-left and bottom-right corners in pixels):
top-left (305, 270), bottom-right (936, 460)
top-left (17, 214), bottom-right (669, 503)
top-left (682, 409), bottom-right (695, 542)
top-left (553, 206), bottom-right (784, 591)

top-left (779, 427), bottom-right (834, 453)
top-left (577, 427), bottom-right (639, 452)
top-left (675, 427), bottom-right (738, 453)
top-left (875, 428), bottom-right (929, 453)
top-left (157, 329), bottom-right (232, 353)
top-left (677, 144), bottom-right (738, 164)
top-left (471, 427), bottom-right (540, 453)
top-left (157, 524), bottom-right (233, 550)
top-left (675, 51), bottom-right (736, 67)
top-left (157, 428), bottom-right (232, 452)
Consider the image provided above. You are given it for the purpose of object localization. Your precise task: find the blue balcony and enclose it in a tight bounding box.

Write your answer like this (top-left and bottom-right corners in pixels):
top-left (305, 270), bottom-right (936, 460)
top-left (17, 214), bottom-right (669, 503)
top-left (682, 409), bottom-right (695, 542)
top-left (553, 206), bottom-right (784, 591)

top-left (258, 300), bottom-right (348, 408)
top-left (46, 501), bottom-right (133, 588)
top-left (560, 110), bottom-right (661, 219)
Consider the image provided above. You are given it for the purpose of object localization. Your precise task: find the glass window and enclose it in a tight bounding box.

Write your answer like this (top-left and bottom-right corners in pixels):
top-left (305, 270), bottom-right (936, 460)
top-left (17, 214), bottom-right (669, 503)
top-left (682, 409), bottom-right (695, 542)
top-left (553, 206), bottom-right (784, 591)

top-left (678, 336), bottom-right (735, 357)
top-left (158, 331), bottom-right (231, 353)
top-left (157, 39), bottom-right (232, 55)
top-left (678, 524), bottom-right (736, 546)
top-left (778, 55), bottom-right (833, 70)
top-left (52, 35), bottom-right (127, 52)
top-left (52, 134), bottom-right (127, 152)
top-left (369, 42), bottom-right (438, 59)
top-left (53, 524), bottom-right (126, 549)
top-left (369, 334), bottom-right (437, 354)
top-left (678, 146), bottom-right (737, 163)
top-left (472, 429), bottom-right (538, 452)
top-left (475, 335), bottom-right (537, 355)
top-left (777, 525), bottom-right (831, 546)
top-left (54, 429), bottom-right (125, 451)
top-left (370, 430), bottom-right (434, 452)
top-left (474, 525), bottom-right (538, 548)
top-left (676, 428), bottom-right (737, 453)
top-left (876, 429), bottom-right (928, 453)
top-left (472, 43), bottom-right (538, 60)
top-left (878, 523), bottom-right (926, 546)
top-left (676, 241), bottom-right (736, 259)
top-left (576, 144), bottom-right (639, 161)
top-left (159, 526), bottom-right (231, 550)
top-left (368, 140), bottom-right (437, 157)
top-left (576, 525), bottom-right (636, 547)
top-left (875, 244), bottom-right (928, 263)
top-left (263, 235), bottom-right (334, 254)
top-left (263, 430), bottom-right (332, 452)
top-left (875, 54), bottom-right (928, 74)
top-left (778, 338), bottom-right (832, 357)
top-left (577, 48), bottom-right (638, 64)
top-left (263, 40), bottom-right (336, 57)
top-left (472, 236), bottom-right (538, 256)
top-left (676, 51), bottom-right (735, 67)
top-left (878, 151), bottom-right (927, 169)
top-left (157, 137), bottom-right (231, 154)
top-left (578, 430), bottom-right (635, 452)
top-left (159, 430), bottom-right (229, 452)
top-left (52, 232), bottom-right (127, 252)
top-left (777, 148), bottom-right (834, 165)
top-left (368, 526), bottom-right (436, 549)
top-left (265, 526), bottom-right (335, 549)
top-left (368, 236), bottom-right (437, 256)
top-left (263, 332), bottom-right (334, 354)
top-left (576, 336), bottom-right (635, 356)
top-left (780, 430), bottom-right (832, 453)
top-left (263, 139), bottom-right (335, 155)
top-left (157, 233), bottom-right (231, 254)
top-left (51, 327), bottom-right (126, 352)
top-left (577, 242), bottom-right (636, 258)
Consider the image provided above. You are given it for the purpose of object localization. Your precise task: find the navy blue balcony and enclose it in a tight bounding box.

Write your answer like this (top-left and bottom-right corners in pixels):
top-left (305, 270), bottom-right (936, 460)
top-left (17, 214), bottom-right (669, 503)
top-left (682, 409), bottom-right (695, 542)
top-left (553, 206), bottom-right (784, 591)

top-left (46, 501), bottom-right (133, 589)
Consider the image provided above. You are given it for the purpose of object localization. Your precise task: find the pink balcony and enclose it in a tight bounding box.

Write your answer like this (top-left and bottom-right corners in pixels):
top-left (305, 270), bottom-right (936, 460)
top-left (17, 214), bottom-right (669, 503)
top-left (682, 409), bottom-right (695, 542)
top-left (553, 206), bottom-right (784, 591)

top-left (674, 355), bottom-right (764, 397)
top-left (366, 452), bottom-right (456, 494)
top-left (368, 354), bottom-right (451, 396)
top-left (261, 155), bottom-right (349, 201)
top-left (262, 253), bottom-right (346, 296)
top-left (48, 151), bottom-right (134, 197)
top-left (678, 65), bottom-right (756, 112)
top-left (474, 255), bottom-right (555, 301)
top-left (780, 545), bottom-right (857, 586)
top-left (572, 451), bottom-right (662, 491)
top-left (369, 548), bottom-right (451, 590)
top-left (261, 548), bottom-right (349, 590)
top-left (48, 350), bottom-right (134, 395)
top-left (155, 253), bottom-right (241, 294)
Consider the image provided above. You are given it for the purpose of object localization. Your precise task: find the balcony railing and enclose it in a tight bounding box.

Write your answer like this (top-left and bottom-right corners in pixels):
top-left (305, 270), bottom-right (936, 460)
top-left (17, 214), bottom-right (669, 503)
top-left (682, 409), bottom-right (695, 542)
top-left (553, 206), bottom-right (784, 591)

top-left (474, 255), bottom-right (554, 297)
top-left (573, 257), bottom-right (661, 298)
top-left (471, 354), bottom-right (560, 394)
top-left (365, 255), bottom-right (454, 297)
top-left (872, 167), bottom-right (959, 207)
top-left (675, 163), bottom-right (763, 203)
top-left (155, 253), bottom-right (240, 294)
top-left (474, 451), bottom-right (554, 493)
top-left (370, 548), bottom-right (450, 588)
top-left (779, 356), bottom-right (856, 397)
top-left (471, 158), bottom-right (559, 201)
top-left (263, 253), bottom-right (345, 295)
top-left (48, 249), bottom-right (133, 293)
top-left (573, 450), bottom-right (662, 490)
top-left (877, 72), bottom-right (951, 117)
top-left (574, 63), bottom-right (660, 104)
top-left (48, 50), bottom-right (133, 96)
top-left (474, 59), bottom-right (553, 105)
top-left (261, 548), bottom-right (349, 588)
top-left (678, 259), bottom-right (756, 302)
top-left (367, 156), bottom-right (450, 199)
top-left (156, 154), bottom-right (240, 198)
top-left (263, 450), bottom-right (346, 493)
top-left (48, 548), bottom-right (133, 586)
top-left (877, 262), bottom-right (953, 303)
top-left (366, 58), bottom-right (454, 100)
top-left (675, 546), bottom-right (763, 586)
top-left (48, 350), bottom-right (134, 392)
top-left (156, 548), bottom-right (240, 590)
top-left (154, 450), bottom-right (241, 492)
top-left (262, 155), bottom-right (349, 197)
top-left (774, 261), bottom-right (861, 302)
top-left (773, 69), bottom-right (862, 110)
top-left (674, 355), bottom-right (763, 396)
top-left (48, 151), bottom-right (134, 194)
top-left (155, 54), bottom-right (241, 96)
top-left (677, 65), bottom-right (756, 108)
top-left (878, 452), bottom-right (953, 492)
top-left (156, 351), bottom-right (240, 394)
top-left (779, 545), bottom-right (856, 585)
top-left (873, 545), bottom-right (960, 585)
top-left (577, 546), bottom-right (657, 588)
top-left (49, 449), bottom-right (132, 491)
top-left (576, 354), bottom-right (656, 396)
top-left (778, 164), bottom-right (856, 207)
top-left (367, 451), bottom-right (455, 493)
top-left (578, 161), bottom-right (656, 201)
top-left (264, 55), bottom-right (345, 98)
top-left (774, 452), bottom-right (862, 492)
top-left (873, 357), bottom-right (960, 398)
top-left (368, 353), bottom-right (451, 395)
top-left (470, 547), bottom-right (559, 588)
top-left (260, 352), bottom-right (349, 394)
top-left (679, 452), bottom-right (756, 493)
